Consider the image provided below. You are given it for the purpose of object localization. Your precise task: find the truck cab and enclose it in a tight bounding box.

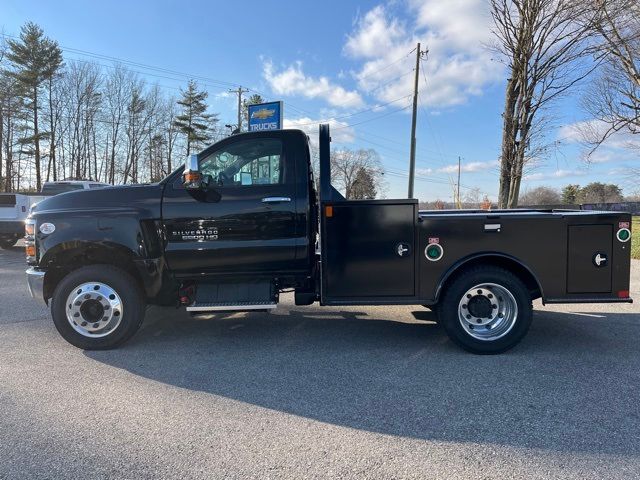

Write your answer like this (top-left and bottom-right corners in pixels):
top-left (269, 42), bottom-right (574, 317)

top-left (25, 126), bottom-right (633, 354)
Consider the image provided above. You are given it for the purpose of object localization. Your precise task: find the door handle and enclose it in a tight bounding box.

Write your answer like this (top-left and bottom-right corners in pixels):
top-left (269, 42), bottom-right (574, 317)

top-left (261, 197), bottom-right (291, 203)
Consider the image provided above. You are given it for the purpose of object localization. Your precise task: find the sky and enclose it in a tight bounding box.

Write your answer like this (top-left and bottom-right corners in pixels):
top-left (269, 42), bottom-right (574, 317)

top-left (1, 0), bottom-right (638, 201)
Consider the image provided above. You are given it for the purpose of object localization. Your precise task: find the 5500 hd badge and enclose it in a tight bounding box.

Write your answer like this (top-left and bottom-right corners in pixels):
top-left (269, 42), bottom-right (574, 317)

top-left (171, 228), bottom-right (218, 241)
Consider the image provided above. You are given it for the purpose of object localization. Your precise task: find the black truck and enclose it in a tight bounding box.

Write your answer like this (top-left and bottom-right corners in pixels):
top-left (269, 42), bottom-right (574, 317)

top-left (25, 125), bottom-right (633, 354)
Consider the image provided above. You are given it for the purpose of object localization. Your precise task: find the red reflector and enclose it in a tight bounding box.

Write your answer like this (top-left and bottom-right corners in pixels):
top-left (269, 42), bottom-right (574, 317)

top-left (618, 290), bottom-right (630, 298)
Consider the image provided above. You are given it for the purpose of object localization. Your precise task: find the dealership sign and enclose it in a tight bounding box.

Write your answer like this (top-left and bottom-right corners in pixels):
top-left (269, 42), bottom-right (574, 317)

top-left (248, 101), bottom-right (283, 131)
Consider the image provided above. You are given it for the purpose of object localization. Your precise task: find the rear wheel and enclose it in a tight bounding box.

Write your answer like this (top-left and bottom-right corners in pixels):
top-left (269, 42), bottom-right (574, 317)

top-left (51, 265), bottom-right (145, 350)
top-left (437, 266), bottom-right (532, 354)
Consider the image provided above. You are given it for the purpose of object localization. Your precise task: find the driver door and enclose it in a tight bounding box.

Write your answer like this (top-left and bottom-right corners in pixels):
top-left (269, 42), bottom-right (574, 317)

top-left (161, 134), bottom-right (301, 279)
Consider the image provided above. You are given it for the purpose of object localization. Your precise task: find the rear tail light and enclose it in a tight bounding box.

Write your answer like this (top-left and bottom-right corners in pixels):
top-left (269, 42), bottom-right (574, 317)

top-left (618, 290), bottom-right (630, 299)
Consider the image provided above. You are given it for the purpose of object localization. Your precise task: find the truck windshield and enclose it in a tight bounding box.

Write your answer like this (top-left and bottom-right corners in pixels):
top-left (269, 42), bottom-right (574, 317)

top-left (41, 183), bottom-right (85, 195)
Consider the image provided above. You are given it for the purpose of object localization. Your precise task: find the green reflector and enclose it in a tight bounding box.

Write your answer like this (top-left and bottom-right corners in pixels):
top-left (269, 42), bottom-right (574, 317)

top-left (618, 229), bottom-right (630, 240)
top-left (427, 245), bottom-right (440, 257)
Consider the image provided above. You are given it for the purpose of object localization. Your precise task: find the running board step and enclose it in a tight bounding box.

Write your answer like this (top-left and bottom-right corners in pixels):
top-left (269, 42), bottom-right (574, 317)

top-left (186, 301), bottom-right (277, 312)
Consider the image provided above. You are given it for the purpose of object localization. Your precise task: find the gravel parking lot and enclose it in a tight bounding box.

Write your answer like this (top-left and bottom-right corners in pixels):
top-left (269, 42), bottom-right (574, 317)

top-left (1, 246), bottom-right (639, 479)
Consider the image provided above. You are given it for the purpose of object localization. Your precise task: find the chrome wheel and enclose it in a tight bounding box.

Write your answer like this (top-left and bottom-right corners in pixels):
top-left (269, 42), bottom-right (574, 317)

top-left (458, 283), bottom-right (518, 341)
top-left (65, 282), bottom-right (123, 338)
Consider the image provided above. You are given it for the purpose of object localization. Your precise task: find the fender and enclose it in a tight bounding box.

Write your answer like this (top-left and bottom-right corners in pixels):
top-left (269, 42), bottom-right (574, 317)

top-left (434, 252), bottom-right (545, 303)
top-left (33, 211), bottom-right (167, 302)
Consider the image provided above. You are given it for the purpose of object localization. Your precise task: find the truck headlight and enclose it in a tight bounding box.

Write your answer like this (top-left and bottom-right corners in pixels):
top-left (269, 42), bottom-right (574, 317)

top-left (25, 219), bottom-right (37, 264)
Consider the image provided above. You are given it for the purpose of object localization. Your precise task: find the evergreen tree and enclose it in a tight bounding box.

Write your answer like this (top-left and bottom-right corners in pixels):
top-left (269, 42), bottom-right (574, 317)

top-left (6, 22), bottom-right (63, 191)
top-left (561, 184), bottom-right (581, 205)
top-left (577, 182), bottom-right (623, 204)
top-left (173, 80), bottom-right (212, 157)
top-left (350, 166), bottom-right (377, 200)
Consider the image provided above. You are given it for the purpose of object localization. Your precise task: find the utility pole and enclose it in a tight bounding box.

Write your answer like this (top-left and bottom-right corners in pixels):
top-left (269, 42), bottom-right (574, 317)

top-left (229, 86), bottom-right (249, 132)
top-left (408, 43), bottom-right (427, 199)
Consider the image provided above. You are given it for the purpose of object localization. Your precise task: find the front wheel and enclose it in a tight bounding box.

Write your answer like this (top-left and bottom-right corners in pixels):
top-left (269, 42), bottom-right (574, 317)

top-left (437, 266), bottom-right (532, 354)
top-left (51, 265), bottom-right (146, 350)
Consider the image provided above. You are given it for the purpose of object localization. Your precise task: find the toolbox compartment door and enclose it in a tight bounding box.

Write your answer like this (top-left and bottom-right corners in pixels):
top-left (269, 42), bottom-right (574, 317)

top-left (567, 224), bottom-right (612, 294)
top-left (322, 201), bottom-right (416, 299)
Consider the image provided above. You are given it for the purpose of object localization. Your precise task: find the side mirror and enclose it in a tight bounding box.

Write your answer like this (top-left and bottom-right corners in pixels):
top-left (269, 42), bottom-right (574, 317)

top-left (183, 154), bottom-right (204, 190)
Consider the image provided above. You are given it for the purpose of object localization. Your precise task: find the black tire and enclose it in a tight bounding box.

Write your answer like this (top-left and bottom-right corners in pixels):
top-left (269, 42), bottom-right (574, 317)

top-left (437, 266), bottom-right (532, 354)
top-left (0, 236), bottom-right (18, 249)
top-left (51, 265), bottom-right (146, 350)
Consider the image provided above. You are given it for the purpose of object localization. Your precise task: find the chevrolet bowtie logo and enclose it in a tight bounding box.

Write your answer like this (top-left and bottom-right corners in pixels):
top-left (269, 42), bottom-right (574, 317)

top-left (251, 108), bottom-right (276, 120)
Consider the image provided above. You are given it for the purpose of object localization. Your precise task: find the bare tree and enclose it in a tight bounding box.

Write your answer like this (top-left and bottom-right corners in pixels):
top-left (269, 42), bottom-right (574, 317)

top-left (60, 61), bottom-right (102, 180)
top-left (491, 0), bottom-right (599, 208)
top-left (518, 185), bottom-right (561, 205)
top-left (103, 64), bottom-right (135, 184)
top-left (330, 148), bottom-right (384, 199)
top-left (581, 0), bottom-right (640, 156)
top-left (463, 187), bottom-right (483, 208)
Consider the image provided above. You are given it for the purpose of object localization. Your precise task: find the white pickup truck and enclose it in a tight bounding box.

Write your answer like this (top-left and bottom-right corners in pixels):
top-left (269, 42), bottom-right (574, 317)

top-left (0, 180), bottom-right (110, 249)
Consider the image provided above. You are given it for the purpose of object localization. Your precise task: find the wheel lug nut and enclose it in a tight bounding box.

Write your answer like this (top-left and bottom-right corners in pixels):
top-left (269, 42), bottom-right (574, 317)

top-left (488, 294), bottom-right (493, 299)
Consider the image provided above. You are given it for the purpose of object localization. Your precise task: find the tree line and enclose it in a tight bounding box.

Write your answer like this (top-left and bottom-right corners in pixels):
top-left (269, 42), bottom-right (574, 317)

top-left (518, 182), bottom-right (638, 205)
top-left (0, 22), bottom-right (220, 192)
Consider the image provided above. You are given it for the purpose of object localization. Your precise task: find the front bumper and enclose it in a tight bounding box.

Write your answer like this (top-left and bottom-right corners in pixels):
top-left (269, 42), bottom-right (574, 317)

top-left (26, 268), bottom-right (47, 305)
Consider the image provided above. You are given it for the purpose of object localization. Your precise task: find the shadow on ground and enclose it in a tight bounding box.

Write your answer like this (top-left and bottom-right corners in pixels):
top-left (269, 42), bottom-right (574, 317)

top-left (86, 305), bottom-right (640, 456)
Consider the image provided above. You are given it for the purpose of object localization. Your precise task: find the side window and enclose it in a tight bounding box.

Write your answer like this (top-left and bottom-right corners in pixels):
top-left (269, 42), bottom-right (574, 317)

top-left (199, 138), bottom-right (284, 187)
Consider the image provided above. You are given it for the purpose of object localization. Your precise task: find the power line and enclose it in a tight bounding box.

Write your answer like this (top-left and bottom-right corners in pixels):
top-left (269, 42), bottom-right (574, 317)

top-left (357, 48), bottom-right (416, 82)
top-left (283, 94), bottom-right (412, 127)
top-left (333, 103), bottom-right (413, 130)
top-left (0, 33), bottom-right (243, 91)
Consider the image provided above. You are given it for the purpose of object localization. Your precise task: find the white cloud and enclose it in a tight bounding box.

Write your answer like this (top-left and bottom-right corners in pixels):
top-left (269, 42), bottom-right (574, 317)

top-left (559, 119), bottom-right (640, 152)
top-left (283, 117), bottom-right (355, 144)
top-left (525, 170), bottom-right (588, 181)
top-left (263, 60), bottom-right (364, 108)
top-left (344, 6), bottom-right (406, 58)
top-left (346, 2), bottom-right (502, 108)
top-left (436, 159), bottom-right (499, 174)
